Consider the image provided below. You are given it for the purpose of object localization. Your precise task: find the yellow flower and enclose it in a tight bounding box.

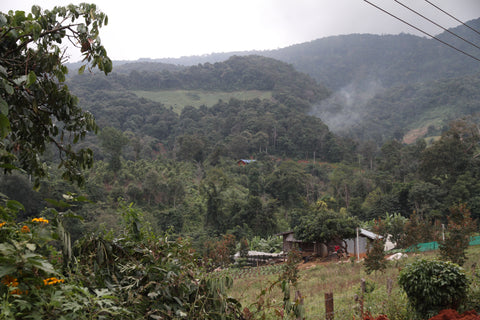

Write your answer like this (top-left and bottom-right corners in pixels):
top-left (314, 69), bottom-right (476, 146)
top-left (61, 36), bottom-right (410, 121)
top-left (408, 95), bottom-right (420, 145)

top-left (32, 217), bottom-right (49, 224)
top-left (21, 225), bottom-right (30, 233)
top-left (0, 222), bottom-right (6, 228)
top-left (43, 277), bottom-right (64, 286)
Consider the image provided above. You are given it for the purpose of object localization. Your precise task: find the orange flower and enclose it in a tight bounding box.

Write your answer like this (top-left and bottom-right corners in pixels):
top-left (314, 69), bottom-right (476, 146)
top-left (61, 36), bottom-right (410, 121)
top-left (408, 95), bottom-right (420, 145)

top-left (31, 217), bottom-right (49, 224)
top-left (0, 222), bottom-right (6, 228)
top-left (21, 225), bottom-right (30, 233)
top-left (2, 275), bottom-right (19, 287)
top-left (43, 277), bottom-right (64, 286)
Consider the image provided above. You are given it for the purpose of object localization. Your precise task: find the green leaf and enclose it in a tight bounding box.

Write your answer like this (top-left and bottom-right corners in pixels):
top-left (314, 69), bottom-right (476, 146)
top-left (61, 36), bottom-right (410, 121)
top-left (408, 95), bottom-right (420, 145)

top-left (0, 14), bottom-right (7, 28)
top-left (31, 5), bottom-right (41, 17)
top-left (0, 164), bottom-right (19, 170)
top-left (3, 80), bottom-right (14, 95)
top-left (45, 198), bottom-right (71, 208)
top-left (0, 114), bottom-right (11, 139)
top-left (6, 200), bottom-right (24, 212)
top-left (0, 265), bottom-right (16, 278)
top-left (0, 97), bottom-right (8, 115)
top-left (78, 65), bottom-right (86, 75)
top-left (0, 243), bottom-right (15, 256)
top-left (26, 71), bottom-right (36, 87)
top-left (0, 65), bottom-right (7, 77)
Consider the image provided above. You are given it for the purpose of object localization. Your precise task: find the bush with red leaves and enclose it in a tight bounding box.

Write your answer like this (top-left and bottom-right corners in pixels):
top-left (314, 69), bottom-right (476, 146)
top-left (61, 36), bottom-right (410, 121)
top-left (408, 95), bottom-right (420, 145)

top-left (428, 309), bottom-right (480, 320)
top-left (361, 309), bottom-right (480, 320)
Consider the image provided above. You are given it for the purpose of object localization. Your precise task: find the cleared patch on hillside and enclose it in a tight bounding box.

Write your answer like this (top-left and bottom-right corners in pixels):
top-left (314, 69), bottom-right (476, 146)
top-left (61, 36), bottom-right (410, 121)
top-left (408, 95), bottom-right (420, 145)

top-left (132, 90), bottom-right (273, 113)
top-left (403, 127), bottom-right (428, 144)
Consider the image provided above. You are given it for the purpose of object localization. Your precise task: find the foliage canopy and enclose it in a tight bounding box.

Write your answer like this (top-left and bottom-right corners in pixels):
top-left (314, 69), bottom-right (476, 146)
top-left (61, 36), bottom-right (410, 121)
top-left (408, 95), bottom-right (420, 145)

top-left (0, 4), bottom-right (112, 186)
top-left (398, 258), bottom-right (469, 318)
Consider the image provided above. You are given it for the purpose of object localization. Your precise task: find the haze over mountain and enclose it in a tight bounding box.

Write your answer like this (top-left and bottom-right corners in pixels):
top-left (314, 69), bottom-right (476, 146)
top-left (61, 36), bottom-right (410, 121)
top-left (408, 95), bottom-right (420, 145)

top-left (70, 17), bottom-right (480, 144)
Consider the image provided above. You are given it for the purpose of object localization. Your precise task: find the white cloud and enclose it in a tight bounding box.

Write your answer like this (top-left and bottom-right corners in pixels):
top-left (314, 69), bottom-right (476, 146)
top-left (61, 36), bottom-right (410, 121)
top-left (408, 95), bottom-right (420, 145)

top-left (1, 0), bottom-right (479, 60)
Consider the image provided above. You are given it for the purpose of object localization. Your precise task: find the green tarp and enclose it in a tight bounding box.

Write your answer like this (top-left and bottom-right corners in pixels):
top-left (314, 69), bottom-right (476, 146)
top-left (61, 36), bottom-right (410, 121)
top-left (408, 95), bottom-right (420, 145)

top-left (405, 235), bottom-right (480, 252)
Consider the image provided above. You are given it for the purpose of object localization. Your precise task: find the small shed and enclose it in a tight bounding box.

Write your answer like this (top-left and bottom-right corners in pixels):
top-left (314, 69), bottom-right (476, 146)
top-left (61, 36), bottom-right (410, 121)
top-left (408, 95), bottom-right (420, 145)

top-left (277, 231), bottom-right (328, 257)
top-left (278, 228), bottom-right (383, 258)
top-left (345, 228), bottom-right (383, 256)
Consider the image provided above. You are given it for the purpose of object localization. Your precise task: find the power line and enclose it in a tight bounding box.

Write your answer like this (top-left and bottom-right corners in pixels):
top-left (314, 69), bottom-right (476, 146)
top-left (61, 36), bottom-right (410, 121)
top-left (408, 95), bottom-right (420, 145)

top-left (393, 0), bottom-right (480, 52)
top-left (424, 0), bottom-right (480, 37)
top-left (363, 0), bottom-right (480, 63)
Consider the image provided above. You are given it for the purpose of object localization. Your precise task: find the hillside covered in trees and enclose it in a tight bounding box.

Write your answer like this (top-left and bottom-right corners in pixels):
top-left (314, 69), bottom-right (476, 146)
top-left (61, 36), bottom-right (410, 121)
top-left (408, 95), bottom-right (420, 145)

top-left (142, 18), bottom-right (480, 143)
top-left (3, 4), bottom-right (480, 318)
top-left (3, 41), bottom-right (478, 249)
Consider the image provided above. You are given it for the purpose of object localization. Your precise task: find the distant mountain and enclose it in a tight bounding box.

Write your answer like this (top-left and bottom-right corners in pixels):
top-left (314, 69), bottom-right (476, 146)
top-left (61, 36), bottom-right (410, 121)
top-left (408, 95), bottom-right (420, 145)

top-left (69, 18), bottom-right (480, 144)
top-left (141, 18), bottom-right (480, 90)
top-left (70, 55), bottom-right (329, 106)
top-left (69, 55), bottom-right (348, 162)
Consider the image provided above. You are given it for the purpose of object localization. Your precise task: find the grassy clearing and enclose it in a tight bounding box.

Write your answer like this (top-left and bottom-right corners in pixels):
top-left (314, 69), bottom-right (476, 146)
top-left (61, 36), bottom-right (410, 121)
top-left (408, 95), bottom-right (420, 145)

top-left (132, 89), bottom-right (273, 113)
top-left (228, 247), bottom-right (480, 320)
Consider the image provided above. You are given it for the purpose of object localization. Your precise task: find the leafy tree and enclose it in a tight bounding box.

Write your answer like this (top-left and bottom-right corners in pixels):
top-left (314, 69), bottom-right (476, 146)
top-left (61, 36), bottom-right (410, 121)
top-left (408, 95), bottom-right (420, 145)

top-left (294, 200), bottom-right (358, 252)
top-left (408, 181), bottom-right (442, 217)
top-left (245, 195), bottom-right (278, 237)
top-left (420, 120), bottom-right (479, 185)
top-left (99, 127), bottom-right (129, 172)
top-left (266, 160), bottom-right (306, 210)
top-left (175, 134), bottom-right (206, 162)
top-left (0, 4), bottom-right (112, 186)
top-left (381, 212), bottom-right (407, 248)
top-left (439, 203), bottom-right (476, 266)
top-left (401, 211), bottom-right (435, 249)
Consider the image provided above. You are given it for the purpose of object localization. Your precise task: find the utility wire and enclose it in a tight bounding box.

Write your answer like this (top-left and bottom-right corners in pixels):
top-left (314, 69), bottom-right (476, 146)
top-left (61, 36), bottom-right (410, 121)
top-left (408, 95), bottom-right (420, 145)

top-left (394, 0), bottom-right (480, 51)
top-left (424, 0), bottom-right (480, 37)
top-left (363, 0), bottom-right (480, 63)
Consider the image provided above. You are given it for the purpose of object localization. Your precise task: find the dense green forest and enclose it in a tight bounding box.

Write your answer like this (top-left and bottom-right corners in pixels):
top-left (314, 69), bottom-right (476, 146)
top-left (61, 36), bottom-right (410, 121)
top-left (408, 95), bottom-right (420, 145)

top-left (5, 52), bottom-right (480, 247)
top-left (2, 5), bottom-right (480, 318)
top-left (144, 18), bottom-right (480, 143)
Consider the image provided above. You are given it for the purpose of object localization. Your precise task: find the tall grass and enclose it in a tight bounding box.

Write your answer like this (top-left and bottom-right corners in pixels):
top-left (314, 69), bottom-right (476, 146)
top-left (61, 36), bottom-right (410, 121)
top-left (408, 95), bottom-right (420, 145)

top-left (229, 247), bottom-right (480, 320)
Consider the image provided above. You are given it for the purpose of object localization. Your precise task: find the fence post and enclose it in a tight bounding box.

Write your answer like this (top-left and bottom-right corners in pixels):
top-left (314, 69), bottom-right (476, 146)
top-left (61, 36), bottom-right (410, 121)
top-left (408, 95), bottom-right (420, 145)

top-left (360, 278), bottom-right (366, 317)
top-left (295, 290), bottom-right (304, 320)
top-left (387, 278), bottom-right (393, 296)
top-left (325, 292), bottom-right (334, 320)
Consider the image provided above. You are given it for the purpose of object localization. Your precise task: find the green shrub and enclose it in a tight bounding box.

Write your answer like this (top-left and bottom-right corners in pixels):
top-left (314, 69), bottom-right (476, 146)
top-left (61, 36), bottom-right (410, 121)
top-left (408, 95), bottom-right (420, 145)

top-left (364, 238), bottom-right (387, 274)
top-left (398, 258), bottom-right (469, 319)
top-left (439, 203), bottom-right (476, 266)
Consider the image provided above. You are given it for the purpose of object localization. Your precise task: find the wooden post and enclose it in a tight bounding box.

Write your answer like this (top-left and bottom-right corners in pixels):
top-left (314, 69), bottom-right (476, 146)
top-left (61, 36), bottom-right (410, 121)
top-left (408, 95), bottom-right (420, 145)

top-left (360, 278), bottom-right (366, 317)
top-left (295, 290), bottom-right (304, 320)
top-left (325, 292), bottom-right (334, 320)
top-left (356, 228), bottom-right (360, 261)
top-left (387, 278), bottom-right (393, 296)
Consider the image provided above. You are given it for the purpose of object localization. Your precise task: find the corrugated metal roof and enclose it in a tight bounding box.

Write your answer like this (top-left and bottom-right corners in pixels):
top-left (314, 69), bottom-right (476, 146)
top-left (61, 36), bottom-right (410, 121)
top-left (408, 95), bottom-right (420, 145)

top-left (239, 159), bottom-right (256, 164)
top-left (360, 228), bottom-right (382, 240)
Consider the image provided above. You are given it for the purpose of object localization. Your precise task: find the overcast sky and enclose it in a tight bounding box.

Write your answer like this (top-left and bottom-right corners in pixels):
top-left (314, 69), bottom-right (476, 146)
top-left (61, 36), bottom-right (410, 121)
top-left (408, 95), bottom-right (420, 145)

top-left (1, 0), bottom-right (479, 61)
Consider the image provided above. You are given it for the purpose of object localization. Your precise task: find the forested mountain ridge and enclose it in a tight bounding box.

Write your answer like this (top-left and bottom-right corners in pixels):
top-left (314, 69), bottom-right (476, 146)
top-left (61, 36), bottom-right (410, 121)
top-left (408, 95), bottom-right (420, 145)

top-left (310, 73), bottom-right (480, 143)
top-left (69, 55), bottom-right (347, 164)
top-left (71, 55), bottom-right (328, 104)
top-left (121, 18), bottom-right (480, 143)
top-left (141, 18), bottom-right (480, 90)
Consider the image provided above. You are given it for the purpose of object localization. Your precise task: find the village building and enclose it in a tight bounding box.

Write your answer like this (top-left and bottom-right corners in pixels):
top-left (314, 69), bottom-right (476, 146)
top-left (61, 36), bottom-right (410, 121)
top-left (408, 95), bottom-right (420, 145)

top-left (278, 228), bottom-right (386, 259)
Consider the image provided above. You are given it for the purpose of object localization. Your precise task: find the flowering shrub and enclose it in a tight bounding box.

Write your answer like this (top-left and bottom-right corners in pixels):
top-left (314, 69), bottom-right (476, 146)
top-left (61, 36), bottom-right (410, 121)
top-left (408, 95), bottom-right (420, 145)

top-left (0, 205), bottom-right (125, 319)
